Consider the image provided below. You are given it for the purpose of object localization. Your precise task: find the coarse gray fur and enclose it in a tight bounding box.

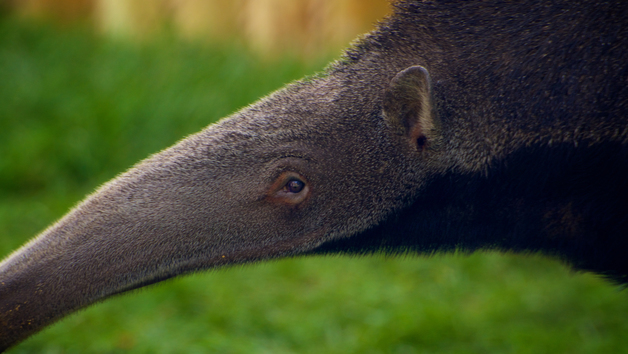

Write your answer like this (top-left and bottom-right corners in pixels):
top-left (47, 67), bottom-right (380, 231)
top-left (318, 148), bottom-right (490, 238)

top-left (1, 0), bottom-right (627, 350)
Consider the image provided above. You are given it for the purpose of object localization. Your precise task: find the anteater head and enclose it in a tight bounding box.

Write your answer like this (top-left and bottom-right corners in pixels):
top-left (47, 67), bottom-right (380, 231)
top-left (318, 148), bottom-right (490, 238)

top-left (0, 65), bottom-right (444, 349)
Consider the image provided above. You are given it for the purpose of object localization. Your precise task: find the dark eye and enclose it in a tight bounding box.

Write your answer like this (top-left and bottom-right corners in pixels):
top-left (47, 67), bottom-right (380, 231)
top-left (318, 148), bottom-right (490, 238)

top-left (285, 179), bottom-right (305, 193)
top-left (267, 172), bottom-right (310, 205)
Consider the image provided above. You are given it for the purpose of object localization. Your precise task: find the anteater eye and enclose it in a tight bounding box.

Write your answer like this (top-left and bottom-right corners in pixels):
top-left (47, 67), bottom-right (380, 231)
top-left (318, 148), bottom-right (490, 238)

top-left (286, 179), bottom-right (305, 193)
top-left (267, 172), bottom-right (309, 205)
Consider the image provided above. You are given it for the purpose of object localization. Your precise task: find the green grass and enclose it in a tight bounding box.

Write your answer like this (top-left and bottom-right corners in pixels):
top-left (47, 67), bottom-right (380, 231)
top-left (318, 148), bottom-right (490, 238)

top-left (1, 19), bottom-right (627, 354)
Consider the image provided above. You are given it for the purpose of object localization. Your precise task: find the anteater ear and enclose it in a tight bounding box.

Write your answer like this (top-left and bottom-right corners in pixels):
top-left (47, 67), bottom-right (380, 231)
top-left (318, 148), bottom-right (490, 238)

top-left (383, 66), bottom-right (440, 152)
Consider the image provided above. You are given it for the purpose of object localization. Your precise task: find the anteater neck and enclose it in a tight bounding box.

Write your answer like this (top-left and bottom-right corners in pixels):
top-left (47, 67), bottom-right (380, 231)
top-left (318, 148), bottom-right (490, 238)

top-left (313, 140), bottom-right (628, 283)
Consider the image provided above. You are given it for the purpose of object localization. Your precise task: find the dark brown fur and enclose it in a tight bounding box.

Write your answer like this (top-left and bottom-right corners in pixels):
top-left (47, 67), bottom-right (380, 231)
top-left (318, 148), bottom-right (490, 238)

top-left (1, 0), bottom-right (627, 350)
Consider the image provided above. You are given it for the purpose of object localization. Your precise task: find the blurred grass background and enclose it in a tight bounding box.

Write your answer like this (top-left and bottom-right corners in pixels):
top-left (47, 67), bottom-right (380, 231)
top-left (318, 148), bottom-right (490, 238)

top-left (1, 8), bottom-right (628, 354)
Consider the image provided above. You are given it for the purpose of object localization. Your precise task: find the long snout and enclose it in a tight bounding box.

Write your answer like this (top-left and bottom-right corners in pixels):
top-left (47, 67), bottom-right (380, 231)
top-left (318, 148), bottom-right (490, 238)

top-left (0, 161), bottom-right (199, 349)
top-left (0, 130), bottom-right (304, 351)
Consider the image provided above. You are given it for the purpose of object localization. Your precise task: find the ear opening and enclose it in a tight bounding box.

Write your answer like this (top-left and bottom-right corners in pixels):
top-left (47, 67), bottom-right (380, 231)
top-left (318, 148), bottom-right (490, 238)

top-left (383, 65), bottom-right (440, 152)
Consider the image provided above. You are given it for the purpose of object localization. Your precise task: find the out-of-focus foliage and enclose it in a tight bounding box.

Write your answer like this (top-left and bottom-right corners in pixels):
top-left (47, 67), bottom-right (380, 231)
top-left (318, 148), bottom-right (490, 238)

top-left (4, 0), bottom-right (391, 58)
top-left (1, 19), bottom-right (627, 354)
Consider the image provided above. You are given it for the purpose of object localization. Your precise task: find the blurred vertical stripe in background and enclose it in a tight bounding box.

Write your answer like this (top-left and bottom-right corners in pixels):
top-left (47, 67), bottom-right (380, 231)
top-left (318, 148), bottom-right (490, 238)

top-left (5, 0), bottom-right (391, 58)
